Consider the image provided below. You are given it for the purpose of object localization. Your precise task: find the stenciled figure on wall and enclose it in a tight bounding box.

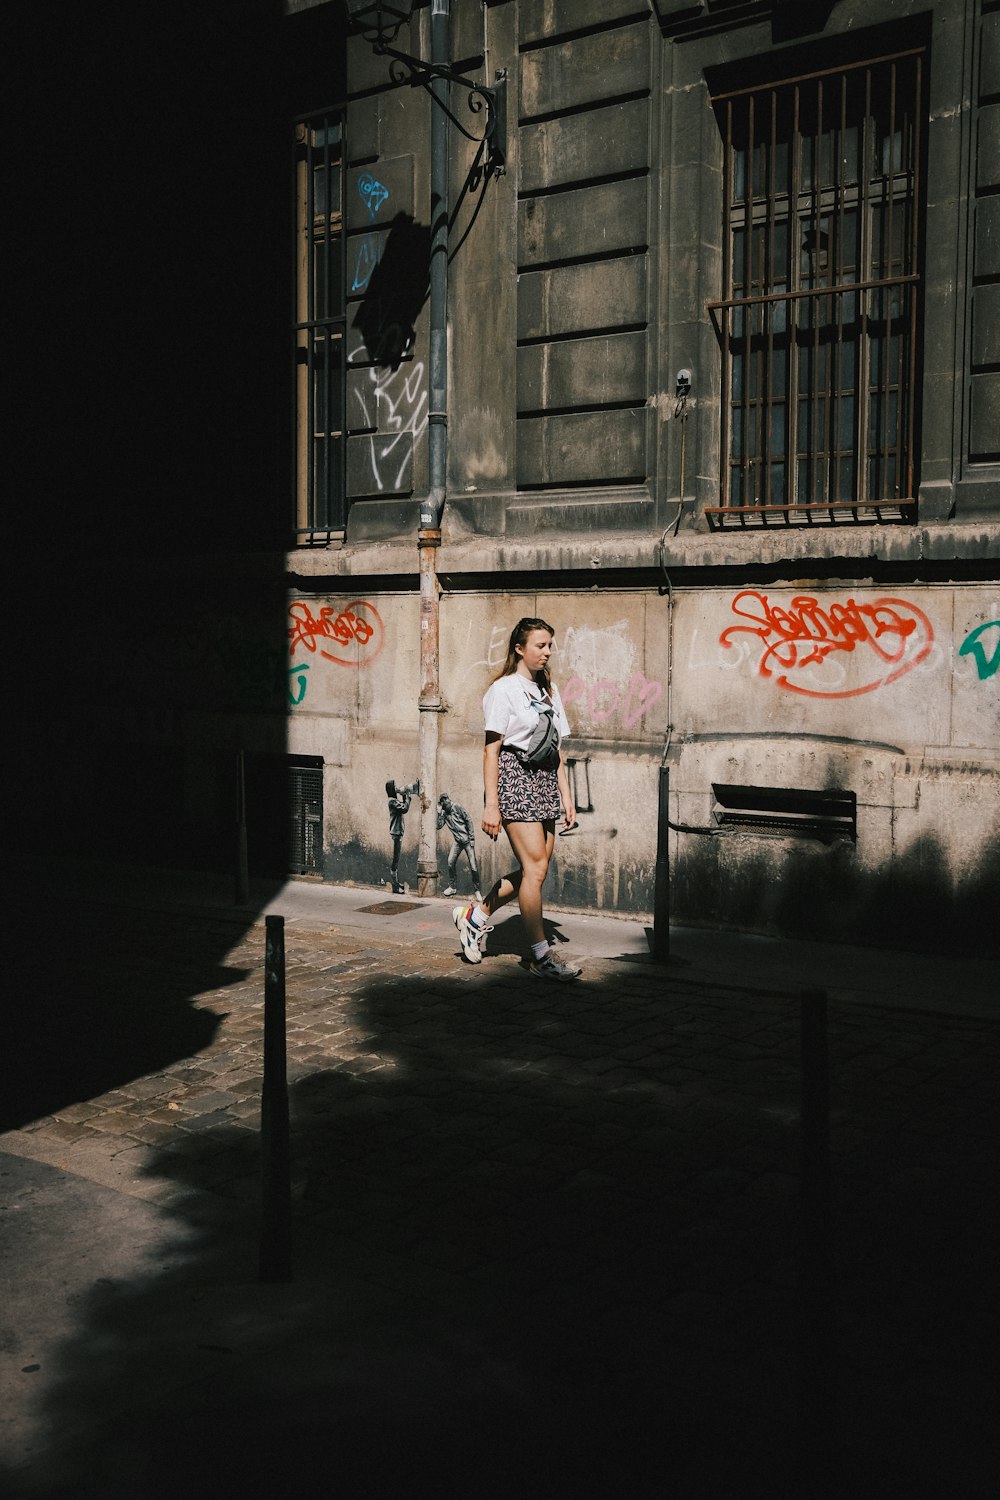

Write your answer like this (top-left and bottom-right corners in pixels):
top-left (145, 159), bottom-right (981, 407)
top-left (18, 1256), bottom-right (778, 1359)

top-left (384, 779), bottom-right (420, 894)
top-left (437, 793), bottom-right (482, 900)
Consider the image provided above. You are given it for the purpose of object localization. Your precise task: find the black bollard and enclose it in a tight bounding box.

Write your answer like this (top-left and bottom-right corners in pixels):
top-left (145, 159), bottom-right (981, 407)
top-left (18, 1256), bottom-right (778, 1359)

top-left (797, 987), bottom-right (834, 1479)
top-left (259, 914), bottom-right (291, 1282)
top-left (652, 765), bottom-right (671, 962)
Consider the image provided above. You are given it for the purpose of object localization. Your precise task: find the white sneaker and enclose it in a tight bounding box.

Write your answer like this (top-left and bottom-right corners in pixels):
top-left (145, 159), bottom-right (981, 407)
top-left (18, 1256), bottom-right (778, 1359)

top-left (528, 953), bottom-right (582, 982)
top-left (453, 902), bottom-right (492, 964)
top-left (443, 885), bottom-right (457, 897)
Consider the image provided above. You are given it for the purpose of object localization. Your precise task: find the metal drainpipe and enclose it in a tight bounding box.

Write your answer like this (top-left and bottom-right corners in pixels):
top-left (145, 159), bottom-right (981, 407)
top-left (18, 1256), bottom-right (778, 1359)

top-left (416, 0), bottom-right (449, 897)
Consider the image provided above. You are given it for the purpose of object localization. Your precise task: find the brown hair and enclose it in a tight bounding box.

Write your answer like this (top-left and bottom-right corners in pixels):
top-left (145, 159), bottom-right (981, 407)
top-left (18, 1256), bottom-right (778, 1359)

top-left (492, 616), bottom-right (556, 694)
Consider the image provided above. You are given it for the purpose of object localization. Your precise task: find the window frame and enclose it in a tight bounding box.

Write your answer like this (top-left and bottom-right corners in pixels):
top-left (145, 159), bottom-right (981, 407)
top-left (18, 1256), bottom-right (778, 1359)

top-left (294, 108), bottom-right (348, 541)
top-left (705, 43), bottom-right (926, 530)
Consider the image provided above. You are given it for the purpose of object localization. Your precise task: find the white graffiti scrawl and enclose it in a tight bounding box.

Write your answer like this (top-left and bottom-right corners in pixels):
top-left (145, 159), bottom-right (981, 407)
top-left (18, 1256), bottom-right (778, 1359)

top-left (351, 345), bottom-right (429, 492)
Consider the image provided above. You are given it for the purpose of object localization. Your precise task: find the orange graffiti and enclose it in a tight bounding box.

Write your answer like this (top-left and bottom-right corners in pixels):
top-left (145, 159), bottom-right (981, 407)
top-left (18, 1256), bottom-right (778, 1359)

top-left (288, 600), bottom-right (385, 668)
top-left (720, 591), bottom-right (934, 698)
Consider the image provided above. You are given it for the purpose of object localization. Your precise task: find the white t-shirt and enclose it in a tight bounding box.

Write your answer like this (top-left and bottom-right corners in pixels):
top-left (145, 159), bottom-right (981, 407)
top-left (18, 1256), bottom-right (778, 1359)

top-left (482, 674), bottom-right (571, 752)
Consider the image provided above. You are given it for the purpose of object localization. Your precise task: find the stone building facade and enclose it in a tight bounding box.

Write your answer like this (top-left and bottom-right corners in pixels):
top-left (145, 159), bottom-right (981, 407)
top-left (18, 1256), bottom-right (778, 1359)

top-left (255, 0), bottom-right (997, 952)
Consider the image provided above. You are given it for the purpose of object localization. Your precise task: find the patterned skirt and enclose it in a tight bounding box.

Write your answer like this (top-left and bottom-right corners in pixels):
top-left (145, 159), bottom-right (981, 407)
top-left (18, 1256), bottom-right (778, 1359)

top-left (497, 746), bottom-right (562, 823)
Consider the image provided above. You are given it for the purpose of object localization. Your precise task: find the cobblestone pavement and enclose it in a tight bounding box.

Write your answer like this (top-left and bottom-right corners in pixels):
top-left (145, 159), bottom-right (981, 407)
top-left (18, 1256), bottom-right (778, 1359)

top-left (2, 894), bottom-right (998, 1497)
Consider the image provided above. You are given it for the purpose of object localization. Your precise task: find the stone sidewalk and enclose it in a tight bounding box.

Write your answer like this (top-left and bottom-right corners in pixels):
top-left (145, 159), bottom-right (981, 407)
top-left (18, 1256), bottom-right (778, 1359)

top-left (2, 878), bottom-right (998, 1497)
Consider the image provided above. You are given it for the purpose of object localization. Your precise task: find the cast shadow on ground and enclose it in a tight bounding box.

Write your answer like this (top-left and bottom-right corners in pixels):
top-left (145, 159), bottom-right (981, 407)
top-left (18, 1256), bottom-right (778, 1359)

top-left (11, 969), bottom-right (1000, 1499)
top-left (467, 911), bottom-right (575, 960)
top-left (1, 897), bottom-right (251, 1132)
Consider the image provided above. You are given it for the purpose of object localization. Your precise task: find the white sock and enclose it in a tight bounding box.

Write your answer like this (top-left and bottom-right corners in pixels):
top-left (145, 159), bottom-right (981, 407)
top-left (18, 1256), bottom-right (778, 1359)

top-left (469, 905), bottom-right (489, 929)
top-left (531, 940), bottom-right (550, 961)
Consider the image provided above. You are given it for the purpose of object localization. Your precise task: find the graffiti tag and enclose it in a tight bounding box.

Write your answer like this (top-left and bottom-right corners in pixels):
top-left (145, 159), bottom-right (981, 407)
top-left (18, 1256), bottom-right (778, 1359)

top-left (352, 235), bottom-right (380, 294)
top-left (289, 662), bottom-right (310, 705)
top-left (288, 600), bottom-right (385, 668)
top-left (958, 621), bottom-right (1000, 681)
top-left (350, 347), bottom-right (428, 491)
top-left (562, 672), bottom-right (663, 728)
top-left (359, 173), bottom-right (389, 221)
top-left (719, 591), bottom-right (934, 699)
top-left (350, 175), bottom-right (390, 293)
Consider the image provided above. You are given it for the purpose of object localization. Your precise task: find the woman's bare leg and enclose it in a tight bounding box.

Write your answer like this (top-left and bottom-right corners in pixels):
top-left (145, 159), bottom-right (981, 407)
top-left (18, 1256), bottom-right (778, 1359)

top-left (503, 820), bottom-right (555, 948)
top-left (479, 868), bottom-right (521, 917)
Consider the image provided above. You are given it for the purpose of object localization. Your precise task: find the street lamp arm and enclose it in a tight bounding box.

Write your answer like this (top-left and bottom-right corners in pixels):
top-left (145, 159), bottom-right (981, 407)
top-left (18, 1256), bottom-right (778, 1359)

top-left (376, 42), bottom-right (505, 173)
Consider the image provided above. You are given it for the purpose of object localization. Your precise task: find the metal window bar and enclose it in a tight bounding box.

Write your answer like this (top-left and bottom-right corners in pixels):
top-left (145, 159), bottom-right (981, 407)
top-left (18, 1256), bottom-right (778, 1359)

top-left (709, 47), bottom-right (922, 528)
top-left (294, 112), bottom-right (347, 540)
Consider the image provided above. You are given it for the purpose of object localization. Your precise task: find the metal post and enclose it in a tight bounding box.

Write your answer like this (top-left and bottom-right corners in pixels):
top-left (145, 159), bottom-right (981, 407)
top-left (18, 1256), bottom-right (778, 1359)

top-left (798, 987), bottom-right (833, 1475)
top-left (425, 0), bottom-right (449, 533)
top-left (235, 750), bottom-right (249, 907)
top-left (652, 765), bottom-right (671, 962)
top-left (417, 529), bottom-right (442, 896)
top-left (259, 915), bottom-right (291, 1282)
top-left (416, 0), bottom-right (450, 897)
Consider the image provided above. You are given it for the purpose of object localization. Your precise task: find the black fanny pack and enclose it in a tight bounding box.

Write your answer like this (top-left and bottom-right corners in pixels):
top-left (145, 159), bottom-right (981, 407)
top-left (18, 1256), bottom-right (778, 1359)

top-left (510, 706), bottom-right (560, 770)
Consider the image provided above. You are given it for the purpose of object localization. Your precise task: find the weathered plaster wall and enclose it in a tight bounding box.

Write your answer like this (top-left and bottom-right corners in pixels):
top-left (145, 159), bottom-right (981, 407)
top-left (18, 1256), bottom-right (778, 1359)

top-left (668, 583), bottom-right (1000, 949)
top-left (273, 582), bottom-right (998, 948)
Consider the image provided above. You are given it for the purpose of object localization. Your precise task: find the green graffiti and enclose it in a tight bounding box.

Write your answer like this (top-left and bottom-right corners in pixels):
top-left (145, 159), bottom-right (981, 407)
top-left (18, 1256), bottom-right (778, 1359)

top-left (959, 621), bottom-right (1000, 681)
top-left (289, 662), bottom-right (309, 705)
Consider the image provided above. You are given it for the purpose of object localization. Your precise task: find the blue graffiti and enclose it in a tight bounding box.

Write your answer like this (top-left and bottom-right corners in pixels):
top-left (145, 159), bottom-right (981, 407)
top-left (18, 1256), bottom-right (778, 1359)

top-left (359, 173), bottom-right (389, 221)
top-left (959, 620), bottom-right (1000, 681)
top-left (352, 234), bottom-right (380, 293)
top-left (351, 176), bottom-right (390, 293)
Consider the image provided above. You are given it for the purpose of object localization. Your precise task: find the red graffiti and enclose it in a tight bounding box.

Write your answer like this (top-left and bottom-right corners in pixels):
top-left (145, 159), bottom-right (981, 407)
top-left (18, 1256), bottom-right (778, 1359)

top-left (288, 600), bottom-right (384, 668)
top-left (562, 672), bottom-right (663, 727)
top-left (719, 590), bottom-right (934, 698)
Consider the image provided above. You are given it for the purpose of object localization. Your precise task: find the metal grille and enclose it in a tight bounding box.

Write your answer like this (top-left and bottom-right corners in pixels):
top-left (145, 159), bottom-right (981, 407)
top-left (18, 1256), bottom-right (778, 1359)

top-left (707, 46), bottom-right (923, 529)
top-left (295, 111), bottom-right (347, 539)
top-left (712, 784), bottom-right (856, 843)
top-left (289, 761), bottom-right (323, 875)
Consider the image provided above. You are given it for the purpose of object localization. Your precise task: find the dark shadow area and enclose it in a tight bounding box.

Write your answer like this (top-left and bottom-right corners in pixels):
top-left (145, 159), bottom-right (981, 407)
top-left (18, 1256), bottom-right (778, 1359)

top-left (771, 1), bottom-right (839, 43)
top-left (673, 829), bottom-right (1000, 957)
top-left (9, 965), bottom-right (998, 1497)
top-left (3, 4), bottom-right (348, 1117)
top-left (6, 0), bottom-right (345, 872)
top-left (351, 212), bottom-right (432, 370)
top-left (1, 897), bottom-right (240, 1131)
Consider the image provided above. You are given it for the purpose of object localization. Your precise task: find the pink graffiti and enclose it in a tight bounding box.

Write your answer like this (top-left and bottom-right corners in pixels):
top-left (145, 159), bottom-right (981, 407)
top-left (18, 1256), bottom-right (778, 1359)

top-left (719, 590), bottom-right (934, 698)
top-left (562, 672), bottom-right (663, 727)
top-left (288, 600), bottom-right (385, 668)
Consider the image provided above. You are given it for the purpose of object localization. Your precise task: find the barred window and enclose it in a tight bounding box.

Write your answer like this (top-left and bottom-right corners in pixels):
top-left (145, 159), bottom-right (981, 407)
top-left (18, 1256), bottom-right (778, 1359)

top-left (707, 46), bottom-right (924, 529)
top-left (295, 111), bottom-right (346, 538)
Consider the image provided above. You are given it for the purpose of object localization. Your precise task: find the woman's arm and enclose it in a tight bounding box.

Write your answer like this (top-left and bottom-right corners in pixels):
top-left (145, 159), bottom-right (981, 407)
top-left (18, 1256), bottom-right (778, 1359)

top-left (556, 749), bottom-right (576, 830)
top-left (482, 733), bottom-right (502, 840)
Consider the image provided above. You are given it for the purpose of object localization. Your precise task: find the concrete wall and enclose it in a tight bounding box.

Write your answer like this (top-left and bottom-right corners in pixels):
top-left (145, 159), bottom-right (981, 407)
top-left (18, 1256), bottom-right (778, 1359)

top-left (668, 581), bottom-right (1000, 949)
top-left (272, 578), bottom-right (999, 950)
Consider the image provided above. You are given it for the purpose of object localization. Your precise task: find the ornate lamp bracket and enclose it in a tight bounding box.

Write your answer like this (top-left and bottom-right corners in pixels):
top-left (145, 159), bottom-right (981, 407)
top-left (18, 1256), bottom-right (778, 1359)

top-left (381, 43), bottom-right (506, 178)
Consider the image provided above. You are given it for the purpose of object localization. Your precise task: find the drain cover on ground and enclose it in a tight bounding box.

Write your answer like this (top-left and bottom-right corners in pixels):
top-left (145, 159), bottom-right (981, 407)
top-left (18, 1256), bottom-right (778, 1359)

top-left (356, 900), bottom-right (424, 915)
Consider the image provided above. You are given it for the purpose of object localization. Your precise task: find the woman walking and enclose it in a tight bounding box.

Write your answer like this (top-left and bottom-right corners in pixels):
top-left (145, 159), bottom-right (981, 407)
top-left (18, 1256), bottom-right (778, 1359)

top-left (453, 616), bottom-right (581, 980)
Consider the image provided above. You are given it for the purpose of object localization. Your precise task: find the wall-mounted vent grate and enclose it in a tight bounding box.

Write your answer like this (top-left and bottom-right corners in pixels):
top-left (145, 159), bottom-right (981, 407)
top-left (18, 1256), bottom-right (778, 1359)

top-left (712, 783), bottom-right (856, 843)
top-left (289, 757), bottom-right (324, 874)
